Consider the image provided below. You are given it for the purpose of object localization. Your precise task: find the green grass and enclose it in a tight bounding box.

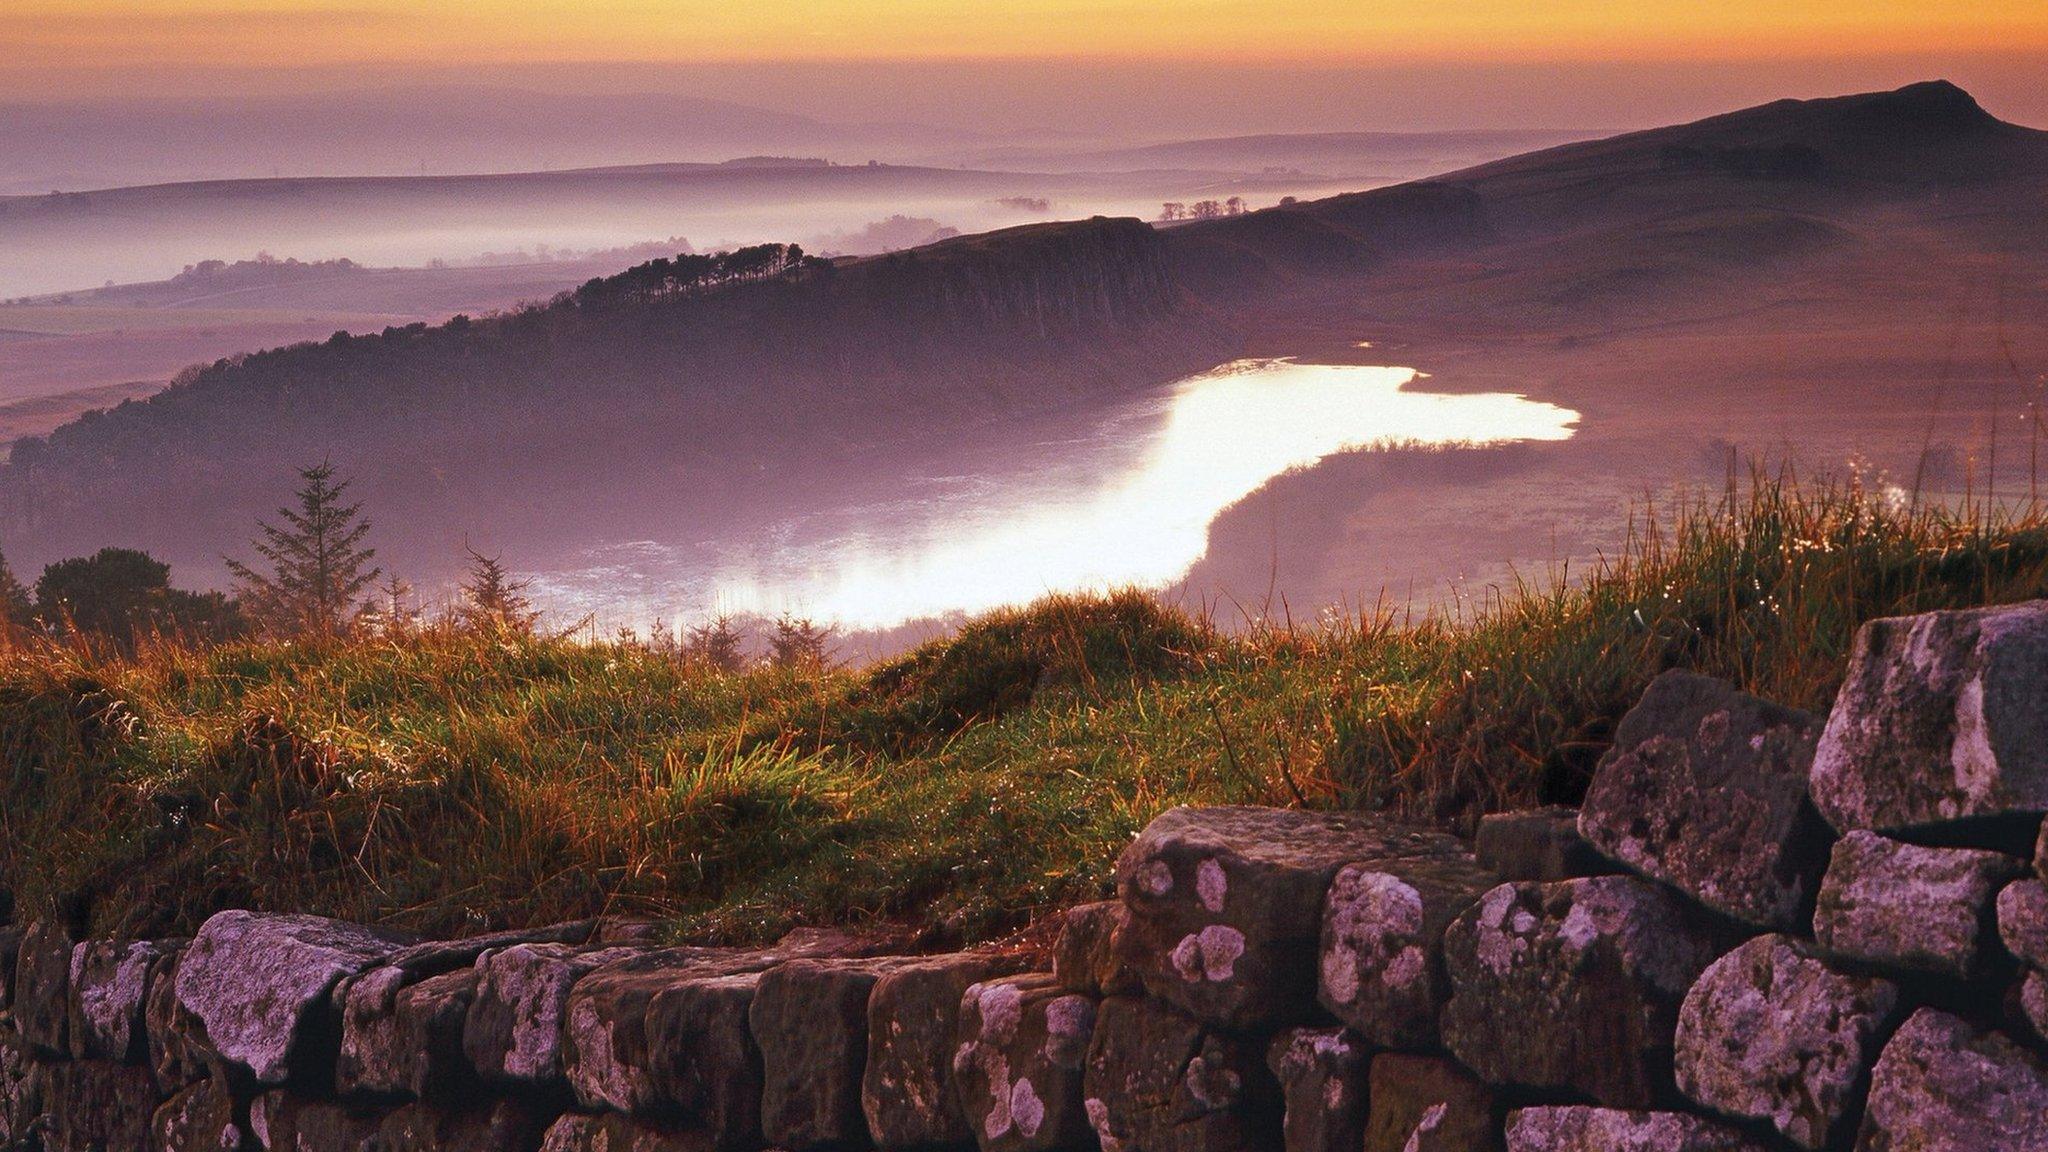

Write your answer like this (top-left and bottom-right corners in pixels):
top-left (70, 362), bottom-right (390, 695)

top-left (8, 473), bottom-right (2048, 943)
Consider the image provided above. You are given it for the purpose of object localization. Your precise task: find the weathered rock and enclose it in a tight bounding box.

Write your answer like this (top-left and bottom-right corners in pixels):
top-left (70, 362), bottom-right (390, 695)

top-left (1053, 903), bottom-right (1141, 997)
top-left (863, 952), bottom-right (1031, 1150)
top-left (41, 1059), bottom-right (160, 1152)
top-left (0, 925), bottom-right (25, 1013)
top-left (752, 957), bottom-right (918, 1151)
top-left (335, 965), bottom-right (478, 1099)
top-left (2013, 968), bottom-right (2048, 1044)
top-left (1811, 602), bottom-right (2048, 833)
top-left (1317, 855), bottom-right (1498, 1049)
top-left (1440, 876), bottom-right (1722, 1108)
top-left (176, 911), bottom-right (413, 1084)
top-left (1673, 934), bottom-right (1901, 1149)
top-left (69, 937), bottom-right (171, 1063)
top-left (148, 949), bottom-right (226, 1093)
top-left (1812, 830), bottom-right (2024, 979)
top-left (1997, 876), bottom-right (2048, 967)
top-left (464, 943), bottom-right (643, 1088)
top-left (540, 1112), bottom-right (718, 1152)
top-left (1504, 1107), bottom-right (1767, 1152)
top-left (1475, 807), bottom-right (1612, 882)
top-left (1081, 995), bottom-right (1275, 1152)
top-left (15, 921), bottom-right (75, 1056)
top-left (151, 1075), bottom-right (244, 1152)
top-left (381, 920), bottom-right (595, 979)
top-left (1578, 671), bottom-right (1829, 929)
top-left (0, 1025), bottom-right (43, 1149)
top-left (378, 1098), bottom-right (559, 1152)
top-left (952, 973), bottom-right (1096, 1152)
top-left (1116, 805), bottom-right (1466, 1029)
top-left (1265, 1028), bottom-right (1369, 1152)
top-left (1856, 1009), bottom-right (2048, 1151)
top-left (565, 932), bottom-right (896, 1131)
top-left (249, 1091), bottom-right (391, 1151)
top-left (1362, 1054), bottom-right (1497, 1152)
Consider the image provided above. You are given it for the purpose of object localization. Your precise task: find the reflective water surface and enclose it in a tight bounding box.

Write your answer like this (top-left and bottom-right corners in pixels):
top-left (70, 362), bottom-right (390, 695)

top-left (532, 358), bottom-right (1581, 630)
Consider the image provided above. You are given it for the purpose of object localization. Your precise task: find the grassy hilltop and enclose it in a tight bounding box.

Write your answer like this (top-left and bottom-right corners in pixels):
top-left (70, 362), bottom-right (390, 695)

top-left (6, 476), bottom-right (2048, 943)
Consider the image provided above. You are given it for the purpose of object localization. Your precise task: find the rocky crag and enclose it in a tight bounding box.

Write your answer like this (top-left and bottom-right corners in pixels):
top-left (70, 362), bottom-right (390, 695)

top-left (8, 599), bottom-right (2048, 1151)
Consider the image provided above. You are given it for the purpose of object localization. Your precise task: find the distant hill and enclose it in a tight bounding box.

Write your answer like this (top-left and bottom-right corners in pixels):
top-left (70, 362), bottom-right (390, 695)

top-left (0, 88), bottom-right (884, 195)
top-left (1, 81), bottom-right (2041, 589)
top-left (956, 128), bottom-right (1602, 178)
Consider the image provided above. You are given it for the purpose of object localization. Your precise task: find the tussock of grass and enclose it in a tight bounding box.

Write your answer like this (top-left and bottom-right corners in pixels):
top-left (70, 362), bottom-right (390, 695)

top-left (7, 475), bottom-right (2048, 943)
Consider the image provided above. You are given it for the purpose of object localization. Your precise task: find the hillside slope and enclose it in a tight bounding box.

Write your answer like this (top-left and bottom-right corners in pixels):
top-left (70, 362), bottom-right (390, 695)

top-left (0, 81), bottom-right (2040, 591)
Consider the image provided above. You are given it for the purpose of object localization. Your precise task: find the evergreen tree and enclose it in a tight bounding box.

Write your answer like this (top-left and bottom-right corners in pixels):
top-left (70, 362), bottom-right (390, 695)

top-left (457, 547), bottom-right (539, 634)
top-left (362, 572), bottom-right (420, 635)
top-left (768, 613), bottom-right (834, 670)
top-left (226, 463), bottom-right (379, 638)
top-left (685, 614), bottom-right (747, 673)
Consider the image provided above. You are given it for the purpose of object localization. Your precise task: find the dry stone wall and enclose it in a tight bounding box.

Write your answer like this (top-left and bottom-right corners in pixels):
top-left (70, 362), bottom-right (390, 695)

top-left (6, 601), bottom-right (2048, 1150)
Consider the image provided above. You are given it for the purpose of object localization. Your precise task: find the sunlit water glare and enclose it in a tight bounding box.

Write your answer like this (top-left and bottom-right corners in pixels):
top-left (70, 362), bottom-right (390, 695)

top-left (530, 358), bottom-right (1579, 631)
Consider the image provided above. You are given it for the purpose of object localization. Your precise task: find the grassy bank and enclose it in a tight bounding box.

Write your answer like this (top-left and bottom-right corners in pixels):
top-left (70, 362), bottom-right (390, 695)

top-left (6, 475), bottom-right (2048, 943)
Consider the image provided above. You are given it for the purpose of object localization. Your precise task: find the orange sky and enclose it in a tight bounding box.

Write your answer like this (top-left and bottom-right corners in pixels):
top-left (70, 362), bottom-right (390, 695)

top-left (9, 0), bottom-right (2048, 69)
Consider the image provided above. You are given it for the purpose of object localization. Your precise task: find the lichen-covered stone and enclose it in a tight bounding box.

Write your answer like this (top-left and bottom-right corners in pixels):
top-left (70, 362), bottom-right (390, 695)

top-left (1811, 602), bottom-right (2048, 833)
top-left (464, 943), bottom-right (643, 1088)
top-left (1116, 806), bottom-right (1466, 1030)
top-left (1475, 807), bottom-right (1611, 882)
top-left (1265, 1028), bottom-right (1369, 1152)
top-left (336, 965), bottom-right (478, 1099)
top-left (1578, 671), bottom-right (1829, 929)
top-left (863, 952), bottom-right (1030, 1150)
top-left (1081, 995), bottom-right (1275, 1152)
top-left (952, 973), bottom-right (1096, 1152)
top-left (1317, 854), bottom-right (1497, 1049)
top-left (1812, 830), bottom-right (2024, 979)
top-left (1441, 876), bottom-right (1721, 1108)
top-left (1997, 876), bottom-right (2048, 967)
top-left (1053, 902), bottom-right (1141, 997)
top-left (151, 1075), bottom-right (244, 1152)
top-left (540, 1112), bottom-right (718, 1152)
top-left (16, 921), bottom-right (75, 1057)
top-left (1856, 1009), bottom-right (2048, 1151)
top-left (1362, 1054), bottom-right (1497, 1152)
top-left (41, 1059), bottom-right (160, 1152)
top-left (176, 911), bottom-right (413, 1084)
top-left (69, 937), bottom-right (171, 1063)
top-left (1505, 1107), bottom-right (1767, 1152)
top-left (752, 957), bottom-right (914, 1151)
top-left (1673, 934), bottom-right (1900, 1149)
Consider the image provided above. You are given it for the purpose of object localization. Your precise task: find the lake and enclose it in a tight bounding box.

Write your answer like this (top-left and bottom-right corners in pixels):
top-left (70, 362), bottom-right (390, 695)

top-left (531, 357), bottom-right (1581, 631)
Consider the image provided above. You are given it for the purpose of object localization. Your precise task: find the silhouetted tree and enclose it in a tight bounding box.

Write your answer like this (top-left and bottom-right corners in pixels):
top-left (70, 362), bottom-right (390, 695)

top-left (0, 547), bottom-right (31, 629)
top-left (34, 547), bottom-right (242, 648)
top-left (1159, 202), bottom-right (1187, 222)
top-left (457, 547), bottom-right (539, 634)
top-left (686, 614), bottom-right (746, 673)
top-left (1224, 196), bottom-right (1247, 216)
top-left (1190, 200), bottom-right (1223, 220)
top-left (226, 462), bottom-right (380, 638)
top-left (768, 614), bottom-right (834, 670)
